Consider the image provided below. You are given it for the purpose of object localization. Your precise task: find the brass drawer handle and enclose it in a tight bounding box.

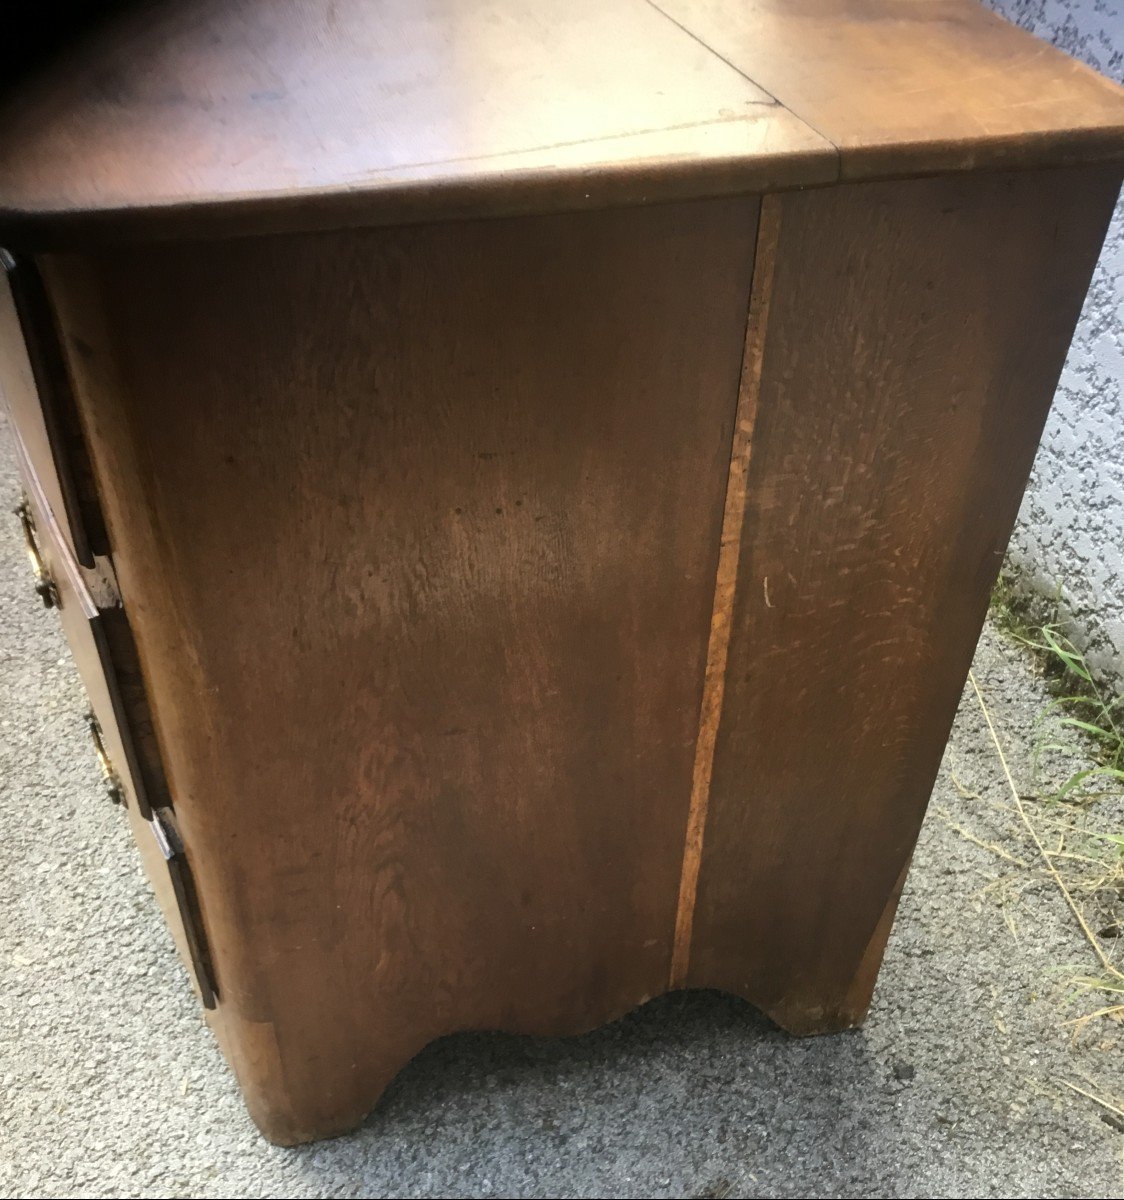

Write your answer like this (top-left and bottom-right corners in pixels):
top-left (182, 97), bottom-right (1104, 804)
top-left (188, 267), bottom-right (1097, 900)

top-left (15, 498), bottom-right (59, 608)
top-left (86, 712), bottom-right (124, 806)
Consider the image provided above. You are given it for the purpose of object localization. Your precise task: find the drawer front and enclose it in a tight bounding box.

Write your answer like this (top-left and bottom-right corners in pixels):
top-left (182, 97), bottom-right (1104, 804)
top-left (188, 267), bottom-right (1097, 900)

top-left (2, 268), bottom-right (74, 557)
top-left (15, 433), bottom-right (147, 814)
top-left (13, 438), bottom-right (216, 1008)
top-left (1, 259), bottom-right (103, 568)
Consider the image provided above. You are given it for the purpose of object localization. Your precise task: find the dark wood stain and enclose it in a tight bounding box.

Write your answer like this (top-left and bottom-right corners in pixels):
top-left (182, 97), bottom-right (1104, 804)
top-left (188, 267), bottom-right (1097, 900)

top-left (44, 197), bottom-right (758, 1142)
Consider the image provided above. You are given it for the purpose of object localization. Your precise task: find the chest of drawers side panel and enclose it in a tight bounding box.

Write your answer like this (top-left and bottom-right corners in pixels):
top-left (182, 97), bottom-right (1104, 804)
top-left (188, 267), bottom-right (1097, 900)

top-left (40, 195), bottom-right (760, 1143)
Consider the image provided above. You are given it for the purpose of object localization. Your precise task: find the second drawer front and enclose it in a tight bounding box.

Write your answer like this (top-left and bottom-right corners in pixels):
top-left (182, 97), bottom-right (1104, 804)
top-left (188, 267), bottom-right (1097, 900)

top-left (13, 434), bottom-right (216, 1008)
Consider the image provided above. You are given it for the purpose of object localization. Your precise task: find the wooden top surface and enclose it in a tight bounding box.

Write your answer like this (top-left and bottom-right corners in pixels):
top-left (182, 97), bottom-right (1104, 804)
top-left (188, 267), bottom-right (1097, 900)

top-left (659, 0), bottom-right (1124, 180)
top-left (0, 0), bottom-right (1122, 245)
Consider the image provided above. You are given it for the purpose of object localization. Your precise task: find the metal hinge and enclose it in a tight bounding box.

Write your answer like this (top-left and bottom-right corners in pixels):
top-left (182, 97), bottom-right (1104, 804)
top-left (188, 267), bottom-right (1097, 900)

top-left (85, 553), bottom-right (122, 610)
top-left (148, 807), bottom-right (218, 1010)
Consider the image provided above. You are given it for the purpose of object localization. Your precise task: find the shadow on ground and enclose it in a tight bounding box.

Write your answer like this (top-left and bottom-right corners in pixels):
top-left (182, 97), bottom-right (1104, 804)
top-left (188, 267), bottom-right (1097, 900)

top-left (321, 990), bottom-right (884, 1199)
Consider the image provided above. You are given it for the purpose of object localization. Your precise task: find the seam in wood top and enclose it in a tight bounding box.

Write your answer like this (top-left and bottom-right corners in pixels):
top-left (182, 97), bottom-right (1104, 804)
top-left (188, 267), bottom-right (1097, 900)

top-left (654, 0), bottom-right (1124, 182)
top-left (2, 1), bottom-right (1122, 246)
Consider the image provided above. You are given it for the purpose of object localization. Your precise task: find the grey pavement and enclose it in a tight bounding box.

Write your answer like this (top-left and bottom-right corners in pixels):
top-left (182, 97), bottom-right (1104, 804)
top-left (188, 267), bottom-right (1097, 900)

top-left (1, 411), bottom-right (1121, 1199)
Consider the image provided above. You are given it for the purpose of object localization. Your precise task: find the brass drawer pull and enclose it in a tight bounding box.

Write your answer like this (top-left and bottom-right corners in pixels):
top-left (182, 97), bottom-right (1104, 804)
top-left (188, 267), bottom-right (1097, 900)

top-left (86, 712), bottom-right (124, 806)
top-left (15, 497), bottom-right (59, 608)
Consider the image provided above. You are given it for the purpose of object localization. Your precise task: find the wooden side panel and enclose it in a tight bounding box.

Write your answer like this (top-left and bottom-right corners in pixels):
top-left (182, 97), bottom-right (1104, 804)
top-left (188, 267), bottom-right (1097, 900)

top-left (43, 196), bottom-right (759, 1143)
top-left (685, 165), bottom-right (1122, 1030)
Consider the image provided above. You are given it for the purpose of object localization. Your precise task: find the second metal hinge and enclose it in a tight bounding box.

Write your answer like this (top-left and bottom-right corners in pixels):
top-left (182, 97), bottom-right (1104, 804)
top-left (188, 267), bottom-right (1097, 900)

top-left (148, 807), bottom-right (219, 1010)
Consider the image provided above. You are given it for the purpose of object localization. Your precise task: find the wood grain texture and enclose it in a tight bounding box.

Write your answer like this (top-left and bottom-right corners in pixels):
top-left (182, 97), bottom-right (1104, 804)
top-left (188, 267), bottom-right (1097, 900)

top-left (670, 194), bottom-right (781, 990)
top-left (5, 4), bottom-right (1119, 1134)
top-left (656, 0), bottom-right (1124, 178)
top-left (5, 1), bottom-right (1124, 248)
top-left (43, 196), bottom-right (759, 1143)
top-left (684, 164), bottom-right (1123, 1030)
top-left (0, 0), bottom-right (832, 247)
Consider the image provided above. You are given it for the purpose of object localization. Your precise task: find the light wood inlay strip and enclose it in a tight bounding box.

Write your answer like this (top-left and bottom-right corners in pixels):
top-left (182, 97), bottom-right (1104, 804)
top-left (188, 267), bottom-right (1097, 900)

top-left (669, 194), bottom-right (782, 989)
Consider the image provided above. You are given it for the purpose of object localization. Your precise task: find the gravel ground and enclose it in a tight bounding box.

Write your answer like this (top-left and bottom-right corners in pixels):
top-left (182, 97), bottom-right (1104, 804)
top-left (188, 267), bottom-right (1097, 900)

top-left (0, 410), bottom-right (1121, 1199)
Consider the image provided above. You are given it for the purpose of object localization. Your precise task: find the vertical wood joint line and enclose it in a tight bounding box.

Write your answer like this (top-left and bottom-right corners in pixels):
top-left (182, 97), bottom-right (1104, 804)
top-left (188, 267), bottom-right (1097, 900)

top-left (669, 195), bottom-right (782, 989)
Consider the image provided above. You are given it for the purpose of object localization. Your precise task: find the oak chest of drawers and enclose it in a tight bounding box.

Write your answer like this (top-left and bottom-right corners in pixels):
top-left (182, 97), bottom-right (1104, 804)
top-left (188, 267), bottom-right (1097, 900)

top-left (2, 0), bottom-right (1123, 1145)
